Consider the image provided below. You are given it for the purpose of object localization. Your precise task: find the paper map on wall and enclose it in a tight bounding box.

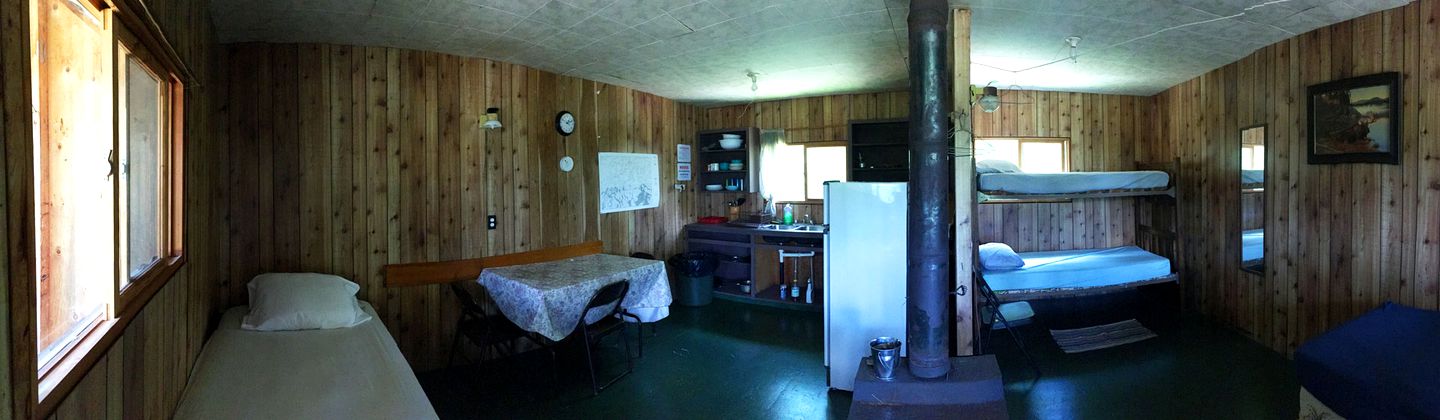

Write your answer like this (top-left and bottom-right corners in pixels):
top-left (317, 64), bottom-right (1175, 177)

top-left (598, 152), bottom-right (660, 214)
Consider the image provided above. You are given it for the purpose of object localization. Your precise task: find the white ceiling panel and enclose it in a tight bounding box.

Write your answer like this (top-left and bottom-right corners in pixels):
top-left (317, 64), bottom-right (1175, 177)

top-left (210, 0), bottom-right (1411, 105)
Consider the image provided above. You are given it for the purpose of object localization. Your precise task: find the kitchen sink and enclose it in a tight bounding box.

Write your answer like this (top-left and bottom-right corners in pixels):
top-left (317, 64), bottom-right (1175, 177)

top-left (757, 223), bottom-right (825, 232)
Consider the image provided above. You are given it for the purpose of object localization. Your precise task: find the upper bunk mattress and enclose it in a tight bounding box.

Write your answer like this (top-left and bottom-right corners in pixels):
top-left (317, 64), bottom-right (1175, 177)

top-left (981, 246), bottom-right (1171, 295)
top-left (1295, 302), bottom-right (1440, 419)
top-left (979, 171), bottom-right (1170, 194)
top-left (174, 302), bottom-right (438, 420)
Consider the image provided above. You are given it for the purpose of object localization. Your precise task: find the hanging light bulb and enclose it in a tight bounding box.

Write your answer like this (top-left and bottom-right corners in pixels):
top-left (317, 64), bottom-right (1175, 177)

top-left (978, 86), bottom-right (1001, 113)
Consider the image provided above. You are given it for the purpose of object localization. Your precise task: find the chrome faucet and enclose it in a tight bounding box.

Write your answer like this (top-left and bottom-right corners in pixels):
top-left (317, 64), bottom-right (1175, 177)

top-left (801, 214), bottom-right (815, 225)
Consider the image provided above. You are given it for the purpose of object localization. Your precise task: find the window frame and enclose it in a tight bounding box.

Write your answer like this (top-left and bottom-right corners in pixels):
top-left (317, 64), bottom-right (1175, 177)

top-left (29, 0), bottom-right (188, 414)
top-left (775, 141), bottom-right (848, 204)
top-left (976, 137), bottom-right (1072, 173)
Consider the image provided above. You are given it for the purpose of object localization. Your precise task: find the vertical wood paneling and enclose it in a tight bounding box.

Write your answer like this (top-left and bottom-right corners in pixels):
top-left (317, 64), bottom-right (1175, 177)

top-left (1148, 1), bottom-right (1439, 354)
top-left (219, 43), bottom-right (700, 370)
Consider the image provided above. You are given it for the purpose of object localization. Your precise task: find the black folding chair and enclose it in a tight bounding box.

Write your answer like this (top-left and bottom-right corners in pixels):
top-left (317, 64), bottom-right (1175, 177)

top-left (577, 280), bottom-right (636, 395)
top-left (619, 252), bottom-right (658, 357)
top-left (976, 274), bottom-right (1042, 378)
top-left (447, 282), bottom-right (543, 368)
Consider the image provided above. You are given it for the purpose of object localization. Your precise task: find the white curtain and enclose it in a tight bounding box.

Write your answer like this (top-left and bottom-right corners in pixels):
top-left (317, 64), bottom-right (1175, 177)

top-left (757, 129), bottom-right (805, 206)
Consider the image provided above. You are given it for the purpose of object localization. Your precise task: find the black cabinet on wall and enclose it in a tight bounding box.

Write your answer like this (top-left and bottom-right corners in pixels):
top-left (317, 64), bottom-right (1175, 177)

top-left (849, 119), bottom-right (909, 182)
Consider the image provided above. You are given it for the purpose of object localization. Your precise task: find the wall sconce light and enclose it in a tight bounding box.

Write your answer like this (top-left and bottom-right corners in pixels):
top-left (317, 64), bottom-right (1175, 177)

top-left (483, 107), bottom-right (503, 130)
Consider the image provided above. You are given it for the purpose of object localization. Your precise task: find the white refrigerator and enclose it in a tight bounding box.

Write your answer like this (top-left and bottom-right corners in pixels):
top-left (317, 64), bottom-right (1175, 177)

top-left (823, 182), bottom-right (908, 391)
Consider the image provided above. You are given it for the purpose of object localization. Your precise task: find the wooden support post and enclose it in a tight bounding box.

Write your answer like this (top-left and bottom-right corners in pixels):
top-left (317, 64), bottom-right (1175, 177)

top-left (951, 8), bottom-right (977, 357)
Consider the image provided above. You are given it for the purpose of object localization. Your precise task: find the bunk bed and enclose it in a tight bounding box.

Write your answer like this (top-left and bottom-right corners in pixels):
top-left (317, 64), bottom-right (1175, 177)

top-left (979, 160), bottom-right (1177, 202)
top-left (976, 159), bottom-right (1181, 302)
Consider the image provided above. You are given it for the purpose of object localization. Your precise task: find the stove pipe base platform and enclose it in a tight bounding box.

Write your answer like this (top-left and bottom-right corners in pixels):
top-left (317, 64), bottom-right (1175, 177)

top-left (848, 355), bottom-right (1008, 420)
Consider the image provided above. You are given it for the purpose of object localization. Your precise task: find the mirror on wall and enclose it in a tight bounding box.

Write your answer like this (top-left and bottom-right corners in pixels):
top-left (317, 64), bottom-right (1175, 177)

top-left (1240, 125), bottom-right (1266, 275)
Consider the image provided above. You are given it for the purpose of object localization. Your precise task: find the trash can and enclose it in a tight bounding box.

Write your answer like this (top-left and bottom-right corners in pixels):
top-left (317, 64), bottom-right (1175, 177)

top-left (668, 252), bottom-right (717, 306)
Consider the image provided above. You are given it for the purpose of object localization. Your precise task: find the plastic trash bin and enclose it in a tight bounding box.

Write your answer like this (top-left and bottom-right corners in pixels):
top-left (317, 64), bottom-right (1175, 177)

top-left (668, 252), bottom-right (717, 306)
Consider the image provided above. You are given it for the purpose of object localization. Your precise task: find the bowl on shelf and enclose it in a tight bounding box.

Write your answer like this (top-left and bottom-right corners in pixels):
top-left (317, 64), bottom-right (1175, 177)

top-left (725, 185), bottom-right (739, 191)
top-left (705, 184), bottom-right (723, 191)
top-left (718, 138), bottom-right (743, 150)
top-left (730, 163), bottom-right (744, 170)
top-left (721, 133), bottom-right (741, 139)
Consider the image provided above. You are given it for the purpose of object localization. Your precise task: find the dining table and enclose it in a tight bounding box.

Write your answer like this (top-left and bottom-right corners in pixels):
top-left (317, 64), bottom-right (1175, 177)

top-left (477, 253), bottom-right (672, 341)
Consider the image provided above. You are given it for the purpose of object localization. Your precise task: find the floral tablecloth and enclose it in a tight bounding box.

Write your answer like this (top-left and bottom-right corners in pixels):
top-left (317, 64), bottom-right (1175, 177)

top-left (477, 254), bottom-right (671, 341)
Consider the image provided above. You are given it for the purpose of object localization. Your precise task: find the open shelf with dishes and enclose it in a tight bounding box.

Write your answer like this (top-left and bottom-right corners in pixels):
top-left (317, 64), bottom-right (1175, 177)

top-left (696, 127), bottom-right (758, 193)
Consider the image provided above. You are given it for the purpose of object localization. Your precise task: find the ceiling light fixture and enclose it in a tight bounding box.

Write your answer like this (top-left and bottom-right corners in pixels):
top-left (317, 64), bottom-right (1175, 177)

top-left (1064, 36), bottom-right (1082, 63)
top-left (978, 86), bottom-right (1001, 113)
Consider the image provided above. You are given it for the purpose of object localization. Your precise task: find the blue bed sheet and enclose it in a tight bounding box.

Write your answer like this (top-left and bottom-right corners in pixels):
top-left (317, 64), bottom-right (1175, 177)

top-left (980, 246), bottom-right (1171, 294)
top-left (1295, 302), bottom-right (1440, 419)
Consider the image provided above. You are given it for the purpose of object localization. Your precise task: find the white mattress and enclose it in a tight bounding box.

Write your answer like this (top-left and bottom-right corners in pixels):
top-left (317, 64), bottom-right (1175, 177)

top-left (979, 171), bottom-right (1170, 194)
top-left (1243, 229), bottom-right (1264, 263)
top-left (981, 246), bottom-right (1172, 294)
top-left (174, 302), bottom-right (437, 420)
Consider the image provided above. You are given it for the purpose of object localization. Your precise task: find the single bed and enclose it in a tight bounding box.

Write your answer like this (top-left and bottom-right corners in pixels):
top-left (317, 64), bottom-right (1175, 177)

top-left (979, 171), bottom-right (1170, 196)
top-left (1295, 302), bottom-right (1440, 419)
top-left (173, 302), bottom-right (438, 420)
top-left (979, 245), bottom-right (1175, 302)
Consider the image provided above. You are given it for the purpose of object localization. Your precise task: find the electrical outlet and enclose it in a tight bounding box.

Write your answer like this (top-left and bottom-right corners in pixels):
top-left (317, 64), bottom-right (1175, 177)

top-left (487, 215), bottom-right (497, 230)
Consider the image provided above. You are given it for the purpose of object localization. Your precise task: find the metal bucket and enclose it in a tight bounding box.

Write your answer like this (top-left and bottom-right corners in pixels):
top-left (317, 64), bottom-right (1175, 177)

top-left (869, 337), bottom-right (901, 380)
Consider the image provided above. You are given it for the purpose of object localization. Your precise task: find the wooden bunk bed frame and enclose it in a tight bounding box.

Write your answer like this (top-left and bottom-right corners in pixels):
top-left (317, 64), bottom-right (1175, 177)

top-left (979, 158), bottom-right (1184, 302)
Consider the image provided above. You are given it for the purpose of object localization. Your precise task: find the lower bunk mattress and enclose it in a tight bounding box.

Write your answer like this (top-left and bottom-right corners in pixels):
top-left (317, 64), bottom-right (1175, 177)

top-left (1295, 302), bottom-right (1440, 419)
top-left (173, 302), bottom-right (438, 420)
top-left (980, 245), bottom-right (1172, 299)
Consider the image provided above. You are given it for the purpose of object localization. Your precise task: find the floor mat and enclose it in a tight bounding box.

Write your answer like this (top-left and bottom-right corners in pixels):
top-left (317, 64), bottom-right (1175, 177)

top-left (1049, 319), bottom-right (1156, 353)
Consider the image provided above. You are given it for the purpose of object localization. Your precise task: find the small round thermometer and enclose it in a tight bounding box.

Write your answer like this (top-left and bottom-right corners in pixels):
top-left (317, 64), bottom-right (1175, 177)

top-left (559, 156), bottom-right (575, 172)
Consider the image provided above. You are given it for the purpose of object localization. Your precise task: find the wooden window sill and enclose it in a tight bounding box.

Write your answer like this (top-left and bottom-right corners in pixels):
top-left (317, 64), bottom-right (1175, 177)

top-left (36, 255), bottom-right (185, 418)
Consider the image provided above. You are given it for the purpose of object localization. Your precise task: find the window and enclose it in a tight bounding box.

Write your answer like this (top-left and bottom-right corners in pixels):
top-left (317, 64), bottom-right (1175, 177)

top-left (762, 141), bottom-right (847, 202)
top-left (804, 146), bottom-right (847, 200)
top-left (1241, 145), bottom-right (1265, 170)
top-left (975, 138), bottom-right (1070, 173)
top-left (31, 0), bottom-right (185, 387)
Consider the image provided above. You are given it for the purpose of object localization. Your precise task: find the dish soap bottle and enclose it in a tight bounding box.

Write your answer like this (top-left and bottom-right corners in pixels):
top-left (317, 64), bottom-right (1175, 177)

top-left (791, 278), bottom-right (801, 298)
top-left (783, 203), bottom-right (794, 225)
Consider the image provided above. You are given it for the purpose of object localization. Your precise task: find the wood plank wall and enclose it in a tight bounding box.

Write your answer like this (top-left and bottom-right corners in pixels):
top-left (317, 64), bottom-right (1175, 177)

top-left (1149, 0), bottom-right (1439, 354)
top-left (973, 90), bottom-right (1155, 252)
top-left (699, 92), bottom-right (910, 222)
top-left (216, 43), bottom-right (699, 371)
top-left (2, 0), bottom-right (226, 418)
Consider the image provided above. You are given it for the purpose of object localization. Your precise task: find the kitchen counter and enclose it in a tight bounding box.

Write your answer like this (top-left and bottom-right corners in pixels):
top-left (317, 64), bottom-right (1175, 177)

top-left (683, 222), bottom-right (825, 311)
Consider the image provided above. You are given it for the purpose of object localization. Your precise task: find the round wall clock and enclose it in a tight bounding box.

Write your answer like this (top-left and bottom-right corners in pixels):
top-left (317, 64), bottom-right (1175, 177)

top-left (555, 111), bottom-right (576, 136)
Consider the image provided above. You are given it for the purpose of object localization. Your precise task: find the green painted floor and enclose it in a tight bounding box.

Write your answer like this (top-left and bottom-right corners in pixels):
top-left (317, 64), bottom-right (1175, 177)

top-left (418, 299), bottom-right (1297, 419)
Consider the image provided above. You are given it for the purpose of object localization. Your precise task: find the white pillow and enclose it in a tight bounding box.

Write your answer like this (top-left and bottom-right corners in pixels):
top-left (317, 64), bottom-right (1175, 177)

top-left (977, 160), bottom-right (1022, 174)
top-left (242, 273), bottom-right (372, 331)
top-left (979, 243), bottom-right (1025, 270)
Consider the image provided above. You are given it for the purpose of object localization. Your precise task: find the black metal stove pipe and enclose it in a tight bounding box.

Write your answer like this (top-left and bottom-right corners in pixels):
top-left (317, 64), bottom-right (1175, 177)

top-left (906, 0), bottom-right (953, 379)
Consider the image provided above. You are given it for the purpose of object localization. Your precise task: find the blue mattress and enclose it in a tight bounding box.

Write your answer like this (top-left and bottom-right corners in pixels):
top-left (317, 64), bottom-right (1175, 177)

top-left (1295, 302), bottom-right (1440, 419)
top-left (980, 246), bottom-right (1171, 295)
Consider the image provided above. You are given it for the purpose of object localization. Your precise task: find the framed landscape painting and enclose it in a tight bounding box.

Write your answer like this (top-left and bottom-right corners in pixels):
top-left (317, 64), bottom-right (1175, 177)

top-left (1307, 72), bottom-right (1401, 164)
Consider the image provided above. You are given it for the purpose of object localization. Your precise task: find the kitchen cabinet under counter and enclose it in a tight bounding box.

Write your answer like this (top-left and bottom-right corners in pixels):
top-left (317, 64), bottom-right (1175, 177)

top-left (684, 223), bottom-right (824, 311)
